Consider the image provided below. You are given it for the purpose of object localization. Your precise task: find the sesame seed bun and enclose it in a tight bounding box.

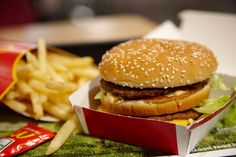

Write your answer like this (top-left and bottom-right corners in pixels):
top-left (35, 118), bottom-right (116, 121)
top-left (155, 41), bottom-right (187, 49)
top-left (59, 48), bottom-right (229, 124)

top-left (99, 39), bottom-right (217, 88)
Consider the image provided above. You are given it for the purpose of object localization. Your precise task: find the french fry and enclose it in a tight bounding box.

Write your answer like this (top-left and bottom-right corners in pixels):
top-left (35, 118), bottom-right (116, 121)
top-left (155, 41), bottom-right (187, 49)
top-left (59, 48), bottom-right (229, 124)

top-left (2, 99), bottom-right (27, 113)
top-left (72, 125), bottom-right (83, 136)
top-left (60, 72), bottom-right (74, 82)
top-left (16, 61), bottom-right (33, 79)
top-left (39, 94), bottom-right (47, 103)
top-left (45, 80), bottom-right (77, 92)
top-left (48, 53), bottom-right (93, 68)
top-left (46, 114), bottom-right (82, 155)
top-left (43, 102), bottom-right (71, 120)
top-left (46, 64), bottom-right (63, 82)
top-left (29, 79), bottom-right (55, 94)
top-left (5, 91), bottom-right (19, 100)
top-left (16, 81), bottom-right (33, 95)
top-left (30, 70), bottom-right (47, 81)
top-left (16, 61), bottom-right (33, 73)
top-left (47, 93), bottom-right (69, 105)
top-left (38, 38), bottom-right (47, 73)
top-left (47, 53), bottom-right (73, 62)
top-left (66, 57), bottom-right (94, 68)
top-left (50, 62), bottom-right (67, 72)
top-left (26, 50), bottom-right (38, 69)
top-left (30, 92), bottom-right (44, 119)
top-left (73, 68), bottom-right (99, 79)
top-left (47, 96), bottom-right (73, 111)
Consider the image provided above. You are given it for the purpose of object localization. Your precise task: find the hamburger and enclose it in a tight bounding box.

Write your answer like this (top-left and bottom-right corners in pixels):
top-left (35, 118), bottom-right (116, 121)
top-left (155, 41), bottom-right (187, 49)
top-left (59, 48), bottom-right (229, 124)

top-left (96, 39), bottom-right (217, 122)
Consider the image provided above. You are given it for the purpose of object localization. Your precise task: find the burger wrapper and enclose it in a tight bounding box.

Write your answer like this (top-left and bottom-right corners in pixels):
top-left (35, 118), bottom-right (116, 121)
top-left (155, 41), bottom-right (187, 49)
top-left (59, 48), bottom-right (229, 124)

top-left (69, 75), bottom-right (236, 156)
top-left (0, 40), bottom-right (72, 122)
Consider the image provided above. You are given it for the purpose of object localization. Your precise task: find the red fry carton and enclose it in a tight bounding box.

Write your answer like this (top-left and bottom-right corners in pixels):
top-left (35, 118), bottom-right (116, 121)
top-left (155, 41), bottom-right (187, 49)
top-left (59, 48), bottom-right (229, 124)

top-left (0, 40), bottom-right (74, 121)
top-left (0, 40), bottom-right (36, 99)
top-left (69, 75), bottom-right (236, 156)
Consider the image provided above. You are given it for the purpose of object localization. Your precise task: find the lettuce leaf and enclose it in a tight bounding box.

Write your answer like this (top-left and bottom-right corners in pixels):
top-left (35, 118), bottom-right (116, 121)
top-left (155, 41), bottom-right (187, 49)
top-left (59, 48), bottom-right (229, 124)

top-left (94, 90), bottom-right (105, 100)
top-left (233, 82), bottom-right (236, 92)
top-left (210, 74), bottom-right (230, 90)
top-left (193, 95), bottom-right (231, 114)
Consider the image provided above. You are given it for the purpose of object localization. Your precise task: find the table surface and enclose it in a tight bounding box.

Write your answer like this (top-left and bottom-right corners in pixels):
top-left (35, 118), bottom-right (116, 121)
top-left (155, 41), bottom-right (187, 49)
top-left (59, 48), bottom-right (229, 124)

top-left (0, 14), bottom-right (157, 46)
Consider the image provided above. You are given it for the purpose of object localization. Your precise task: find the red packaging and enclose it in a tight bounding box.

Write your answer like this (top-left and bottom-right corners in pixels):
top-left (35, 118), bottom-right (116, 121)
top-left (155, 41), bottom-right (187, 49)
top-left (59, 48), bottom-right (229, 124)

top-left (0, 124), bottom-right (55, 157)
top-left (69, 75), bottom-right (236, 156)
top-left (0, 40), bottom-right (35, 99)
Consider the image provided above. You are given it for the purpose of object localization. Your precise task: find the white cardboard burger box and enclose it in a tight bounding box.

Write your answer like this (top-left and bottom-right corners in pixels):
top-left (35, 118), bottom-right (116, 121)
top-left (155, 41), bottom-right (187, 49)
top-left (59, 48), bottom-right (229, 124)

top-left (69, 75), bottom-right (235, 156)
top-left (69, 10), bottom-right (236, 156)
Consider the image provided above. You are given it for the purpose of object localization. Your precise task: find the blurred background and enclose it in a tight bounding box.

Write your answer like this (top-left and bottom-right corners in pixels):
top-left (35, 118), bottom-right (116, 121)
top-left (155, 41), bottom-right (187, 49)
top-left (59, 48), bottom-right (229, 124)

top-left (1, 0), bottom-right (236, 63)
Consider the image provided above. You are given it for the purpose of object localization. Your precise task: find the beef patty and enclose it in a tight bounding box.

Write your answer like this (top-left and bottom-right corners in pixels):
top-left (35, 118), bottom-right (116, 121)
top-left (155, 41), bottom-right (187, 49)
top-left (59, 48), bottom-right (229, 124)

top-left (100, 79), bottom-right (208, 100)
top-left (149, 109), bottom-right (201, 121)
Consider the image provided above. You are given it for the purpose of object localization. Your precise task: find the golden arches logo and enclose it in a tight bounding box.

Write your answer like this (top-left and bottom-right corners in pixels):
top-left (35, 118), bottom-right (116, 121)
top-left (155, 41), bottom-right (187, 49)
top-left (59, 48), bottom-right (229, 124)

top-left (10, 131), bottom-right (36, 139)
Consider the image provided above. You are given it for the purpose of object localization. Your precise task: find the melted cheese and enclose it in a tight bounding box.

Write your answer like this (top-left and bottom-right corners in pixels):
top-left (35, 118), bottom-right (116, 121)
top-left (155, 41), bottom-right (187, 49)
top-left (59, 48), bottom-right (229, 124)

top-left (168, 119), bottom-right (189, 126)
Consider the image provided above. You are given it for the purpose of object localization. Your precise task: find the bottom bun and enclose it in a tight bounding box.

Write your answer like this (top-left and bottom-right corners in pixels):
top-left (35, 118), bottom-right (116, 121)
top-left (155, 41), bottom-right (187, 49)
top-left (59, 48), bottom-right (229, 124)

top-left (100, 83), bottom-right (210, 117)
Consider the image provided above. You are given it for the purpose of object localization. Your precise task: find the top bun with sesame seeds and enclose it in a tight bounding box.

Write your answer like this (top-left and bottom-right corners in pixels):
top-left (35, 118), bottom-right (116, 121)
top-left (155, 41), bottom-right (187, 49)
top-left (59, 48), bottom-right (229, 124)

top-left (96, 39), bottom-right (217, 118)
top-left (99, 39), bottom-right (217, 88)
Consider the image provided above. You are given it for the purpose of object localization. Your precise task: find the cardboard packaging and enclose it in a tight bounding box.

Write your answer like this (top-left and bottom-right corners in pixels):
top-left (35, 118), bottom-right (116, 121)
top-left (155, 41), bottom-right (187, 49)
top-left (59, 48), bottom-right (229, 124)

top-left (70, 10), bottom-right (236, 156)
top-left (69, 75), bottom-right (235, 156)
top-left (0, 40), bottom-right (35, 100)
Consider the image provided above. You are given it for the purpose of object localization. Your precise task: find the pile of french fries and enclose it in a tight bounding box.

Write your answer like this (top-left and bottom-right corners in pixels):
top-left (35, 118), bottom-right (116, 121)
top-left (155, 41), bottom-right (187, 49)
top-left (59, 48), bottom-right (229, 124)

top-left (2, 38), bottom-right (99, 154)
top-left (3, 38), bottom-right (98, 120)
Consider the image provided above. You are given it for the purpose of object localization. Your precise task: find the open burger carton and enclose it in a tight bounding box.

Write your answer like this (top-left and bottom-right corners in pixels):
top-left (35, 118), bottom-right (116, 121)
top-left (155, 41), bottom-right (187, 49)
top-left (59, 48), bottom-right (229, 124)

top-left (69, 76), bottom-right (235, 156)
top-left (69, 10), bottom-right (236, 156)
top-left (0, 40), bottom-right (80, 122)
